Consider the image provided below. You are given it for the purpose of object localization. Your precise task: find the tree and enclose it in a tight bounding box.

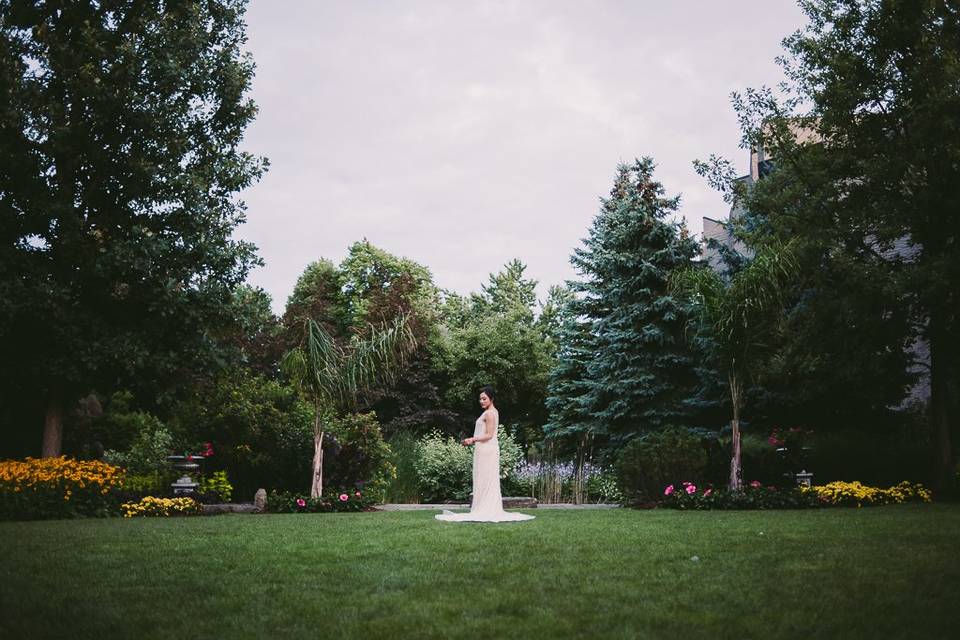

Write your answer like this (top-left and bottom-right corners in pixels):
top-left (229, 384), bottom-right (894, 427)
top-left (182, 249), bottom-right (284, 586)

top-left (0, 0), bottom-right (266, 455)
top-left (441, 259), bottom-right (554, 447)
top-left (542, 284), bottom-right (603, 481)
top-left (566, 159), bottom-right (700, 443)
top-left (281, 315), bottom-right (417, 498)
top-left (337, 240), bottom-right (455, 436)
top-left (703, 0), bottom-right (960, 489)
top-left (672, 241), bottom-right (800, 489)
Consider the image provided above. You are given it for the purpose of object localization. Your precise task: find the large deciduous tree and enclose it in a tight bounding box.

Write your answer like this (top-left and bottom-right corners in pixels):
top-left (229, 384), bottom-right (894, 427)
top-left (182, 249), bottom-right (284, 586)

top-left (0, 0), bottom-right (266, 455)
top-left (442, 259), bottom-right (554, 446)
top-left (705, 0), bottom-right (960, 490)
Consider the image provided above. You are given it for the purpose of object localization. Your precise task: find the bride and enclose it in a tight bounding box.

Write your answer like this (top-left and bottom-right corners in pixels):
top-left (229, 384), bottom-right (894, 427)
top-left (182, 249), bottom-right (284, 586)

top-left (435, 386), bottom-right (535, 523)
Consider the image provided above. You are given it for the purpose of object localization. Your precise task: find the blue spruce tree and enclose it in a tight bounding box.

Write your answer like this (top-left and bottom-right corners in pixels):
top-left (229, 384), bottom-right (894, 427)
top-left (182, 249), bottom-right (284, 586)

top-left (559, 158), bottom-right (701, 446)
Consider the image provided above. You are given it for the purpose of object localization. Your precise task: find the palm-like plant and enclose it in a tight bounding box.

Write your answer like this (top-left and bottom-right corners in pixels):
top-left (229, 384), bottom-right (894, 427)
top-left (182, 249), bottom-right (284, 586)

top-left (281, 314), bottom-right (418, 497)
top-left (671, 240), bottom-right (799, 489)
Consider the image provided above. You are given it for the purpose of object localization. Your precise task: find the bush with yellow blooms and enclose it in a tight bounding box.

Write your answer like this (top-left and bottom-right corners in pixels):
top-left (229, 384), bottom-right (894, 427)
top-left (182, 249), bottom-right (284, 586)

top-left (120, 496), bottom-right (202, 517)
top-left (0, 456), bottom-right (125, 520)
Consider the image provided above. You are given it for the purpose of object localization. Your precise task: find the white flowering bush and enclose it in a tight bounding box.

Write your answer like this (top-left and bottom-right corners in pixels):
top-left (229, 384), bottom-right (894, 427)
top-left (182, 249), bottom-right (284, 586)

top-left (413, 426), bottom-right (523, 502)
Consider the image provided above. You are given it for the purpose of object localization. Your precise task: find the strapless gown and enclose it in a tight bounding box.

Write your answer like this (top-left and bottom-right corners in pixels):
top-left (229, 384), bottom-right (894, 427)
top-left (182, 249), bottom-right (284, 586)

top-left (435, 413), bottom-right (535, 523)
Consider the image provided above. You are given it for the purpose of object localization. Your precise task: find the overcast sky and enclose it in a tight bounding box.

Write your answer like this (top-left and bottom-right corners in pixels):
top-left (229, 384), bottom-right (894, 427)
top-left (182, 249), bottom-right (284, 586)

top-left (235, 0), bottom-right (807, 314)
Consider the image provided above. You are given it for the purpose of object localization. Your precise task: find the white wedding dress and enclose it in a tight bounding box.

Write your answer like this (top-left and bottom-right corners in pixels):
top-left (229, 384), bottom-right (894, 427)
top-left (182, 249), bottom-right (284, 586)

top-left (435, 412), bottom-right (535, 523)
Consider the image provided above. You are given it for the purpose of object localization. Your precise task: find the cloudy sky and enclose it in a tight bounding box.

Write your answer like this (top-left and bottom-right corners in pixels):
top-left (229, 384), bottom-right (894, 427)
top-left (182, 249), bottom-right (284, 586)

top-left (235, 0), bottom-right (807, 313)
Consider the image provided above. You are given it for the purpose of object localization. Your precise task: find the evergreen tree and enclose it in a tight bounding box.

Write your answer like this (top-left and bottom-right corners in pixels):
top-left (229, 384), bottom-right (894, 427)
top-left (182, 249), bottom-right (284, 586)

top-left (543, 284), bottom-right (602, 456)
top-left (563, 158), bottom-right (700, 444)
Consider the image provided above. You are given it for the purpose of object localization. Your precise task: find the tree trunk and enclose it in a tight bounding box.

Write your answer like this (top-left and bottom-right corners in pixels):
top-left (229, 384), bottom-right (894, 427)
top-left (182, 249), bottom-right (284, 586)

top-left (310, 429), bottom-right (324, 499)
top-left (929, 310), bottom-right (955, 494)
top-left (728, 371), bottom-right (743, 490)
top-left (41, 397), bottom-right (64, 458)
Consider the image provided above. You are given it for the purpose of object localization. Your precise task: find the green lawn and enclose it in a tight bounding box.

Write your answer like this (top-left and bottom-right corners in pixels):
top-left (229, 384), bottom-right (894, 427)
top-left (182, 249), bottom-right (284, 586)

top-left (1, 505), bottom-right (958, 639)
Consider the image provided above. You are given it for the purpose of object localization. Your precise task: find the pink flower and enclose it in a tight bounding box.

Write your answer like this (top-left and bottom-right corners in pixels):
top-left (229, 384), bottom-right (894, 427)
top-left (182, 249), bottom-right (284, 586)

top-left (703, 489), bottom-right (713, 497)
top-left (685, 484), bottom-right (697, 494)
top-left (339, 493), bottom-right (349, 502)
top-left (682, 481), bottom-right (691, 486)
top-left (750, 480), bottom-right (762, 488)
top-left (354, 491), bottom-right (362, 498)
top-left (296, 498), bottom-right (306, 507)
top-left (664, 485), bottom-right (675, 496)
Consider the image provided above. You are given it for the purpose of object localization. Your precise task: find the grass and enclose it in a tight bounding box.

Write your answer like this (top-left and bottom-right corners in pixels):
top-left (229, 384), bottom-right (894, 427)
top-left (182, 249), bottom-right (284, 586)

top-left (1, 505), bottom-right (959, 639)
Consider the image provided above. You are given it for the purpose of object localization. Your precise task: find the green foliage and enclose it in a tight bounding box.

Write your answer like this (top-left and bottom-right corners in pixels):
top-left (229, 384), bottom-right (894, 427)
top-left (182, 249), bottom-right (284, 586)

top-left (167, 371), bottom-right (314, 498)
top-left (102, 417), bottom-right (174, 477)
top-left (701, 0), bottom-right (960, 488)
top-left (615, 426), bottom-right (709, 503)
top-left (441, 314), bottom-right (553, 443)
top-left (200, 471), bottom-right (233, 503)
top-left (543, 284), bottom-right (600, 447)
top-left (586, 470), bottom-right (624, 504)
top-left (265, 489), bottom-right (376, 513)
top-left (382, 432), bottom-right (421, 503)
top-left (440, 260), bottom-right (554, 447)
top-left (0, 0), bottom-right (267, 446)
top-left (323, 412), bottom-right (395, 503)
top-left (413, 427), bottom-right (523, 502)
top-left (548, 159), bottom-right (701, 450)
top-left (282, 314), bottom-right (418, 417)
top-left (657, 483), bottom-right (822, 510)
top-left (284, 243), bottom-right (454, 437)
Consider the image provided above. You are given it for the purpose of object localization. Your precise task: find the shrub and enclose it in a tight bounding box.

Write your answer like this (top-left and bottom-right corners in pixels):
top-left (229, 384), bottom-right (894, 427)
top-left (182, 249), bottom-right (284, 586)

top-left (586, 469), bottom-right (623, 503)
top-left (322, 412), bottom-right (395, 504)
top-left (658, 482), bottom-right (821, 510)
top-left (0, 456), bottom-right (124, 520)
top-left (615, 426), bottom-right (709, 503)
top-left (166, 371), bottom-right (315, 498)
top-left (383, 431), bottom-right (420, 503)
top-left (655, 480), bottom-right (933, 510)
top-left (413, 427), bottom-right (523, 502)
top-left (802, 480), bottom-right (932, 507)
top-left (120, 496), bottom-right (202, 517)
top-left (102, 418), bottom-right (174, 476)
top-left (265, 489), bottom-right (376, 513)
top-left (199, 470), bottom-right (233, 503)
top-left (121, 472), bottom-right (174, 496)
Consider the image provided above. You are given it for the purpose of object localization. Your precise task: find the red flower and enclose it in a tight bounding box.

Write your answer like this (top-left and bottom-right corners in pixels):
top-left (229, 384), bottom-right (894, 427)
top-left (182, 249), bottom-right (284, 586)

top-left (749, 480), bottom-right (762, 488)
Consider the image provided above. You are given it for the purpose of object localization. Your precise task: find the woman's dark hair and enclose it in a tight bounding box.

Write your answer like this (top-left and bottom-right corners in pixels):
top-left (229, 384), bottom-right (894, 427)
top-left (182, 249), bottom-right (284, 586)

top-left (479, 385), bottom-right (496, 406)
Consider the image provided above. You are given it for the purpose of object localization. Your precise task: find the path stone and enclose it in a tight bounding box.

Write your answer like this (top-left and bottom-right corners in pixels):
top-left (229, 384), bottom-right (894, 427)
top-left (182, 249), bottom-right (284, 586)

top-left (202, 503), bottom-right (258, 515)
top-left (254, 488), bottom-right (267, 512)
top-left (376, 501), bottom-right (620, 511)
